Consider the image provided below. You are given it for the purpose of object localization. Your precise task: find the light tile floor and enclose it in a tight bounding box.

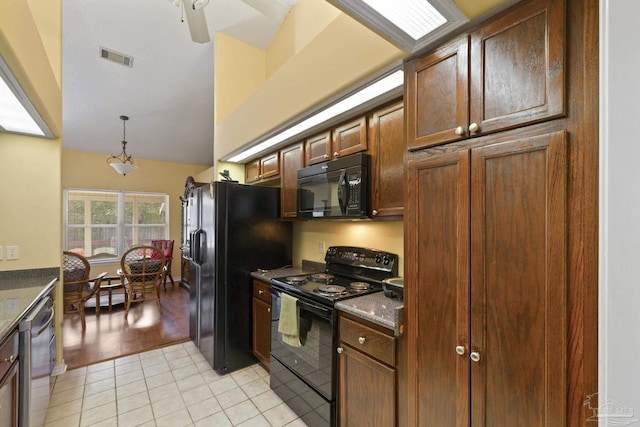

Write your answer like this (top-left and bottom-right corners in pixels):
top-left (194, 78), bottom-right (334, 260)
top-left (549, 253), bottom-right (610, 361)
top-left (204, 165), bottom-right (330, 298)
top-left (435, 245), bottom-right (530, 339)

top-left (45, 341), bottom-right (309, 427)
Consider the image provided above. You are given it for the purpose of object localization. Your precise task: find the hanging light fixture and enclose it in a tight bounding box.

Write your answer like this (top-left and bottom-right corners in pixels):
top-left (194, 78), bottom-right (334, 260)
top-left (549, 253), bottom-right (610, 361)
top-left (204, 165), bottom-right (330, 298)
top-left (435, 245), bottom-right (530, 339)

top-left (107, 115), bottom-right (137, 176)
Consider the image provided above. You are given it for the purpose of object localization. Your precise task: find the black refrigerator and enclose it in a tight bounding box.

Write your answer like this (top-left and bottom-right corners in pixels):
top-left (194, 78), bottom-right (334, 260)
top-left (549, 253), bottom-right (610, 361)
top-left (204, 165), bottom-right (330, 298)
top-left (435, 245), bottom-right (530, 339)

top-left (186, 181), bottom-right (292, 374)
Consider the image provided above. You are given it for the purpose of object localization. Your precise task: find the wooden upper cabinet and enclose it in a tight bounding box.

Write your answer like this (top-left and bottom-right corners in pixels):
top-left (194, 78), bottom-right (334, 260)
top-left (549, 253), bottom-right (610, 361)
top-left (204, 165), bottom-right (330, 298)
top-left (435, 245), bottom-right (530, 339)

top-left (332, 116), bottom-right (367, 159)
top-left (245, 151), bottom-right (280, 183)
top-left (245, 159), bottom-right (261, 183)
top-left (369, 101), bottom-right (404, 218)
top-left (260, 152), bottom-right (280, 180)
top-left (405, 35), bottom-right (469, 150)
top-left (280, 142), bottom-right (305, 218)
top-left (469, 0), bottom-right (565, 135)
top-left (405, 0), bottom-right (565, 151)
top-left (305, 131), bottom-right (331, 165)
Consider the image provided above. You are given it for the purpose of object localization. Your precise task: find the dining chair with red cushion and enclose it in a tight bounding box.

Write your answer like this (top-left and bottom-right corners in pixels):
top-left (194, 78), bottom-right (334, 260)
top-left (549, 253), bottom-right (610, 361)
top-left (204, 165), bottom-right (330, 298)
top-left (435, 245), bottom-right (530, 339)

top-left (151, 239), bottom-right (175, 289)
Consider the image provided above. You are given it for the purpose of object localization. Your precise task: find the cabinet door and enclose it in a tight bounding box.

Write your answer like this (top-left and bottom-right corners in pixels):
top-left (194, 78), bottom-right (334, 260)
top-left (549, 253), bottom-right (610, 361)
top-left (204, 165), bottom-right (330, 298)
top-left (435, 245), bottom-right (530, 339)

top-left (469, 0), bottom-right (565, 135)
top-left (339, 344), bottom-right (396, 427)
top-left (245, 159), bottom-right (260, 183)
top-left (260, 152), bottom-right (280, 180)
top-left (405, 35), bottom-right (469, 150)
top-left (252, 297), bottom-right (271, 370)
top-left (280, 142), bottom-right (305, 218)
top-left (470, 131), bottom-right (567, 426)
top-left (332, 116), bottom-right (367, 158)
top-left (405, 149), bottom-right (470, 427)
top-left (369, 101), bottom-right (404, 218)
top-left (0, 332), bottom-right (18, 427)
top-left (305, 131), bottom-right (331, 165)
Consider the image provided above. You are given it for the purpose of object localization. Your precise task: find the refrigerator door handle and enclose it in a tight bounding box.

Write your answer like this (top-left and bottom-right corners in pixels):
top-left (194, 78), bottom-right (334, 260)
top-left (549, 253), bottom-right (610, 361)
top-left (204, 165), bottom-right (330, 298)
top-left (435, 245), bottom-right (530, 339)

top-left (192, 229), bottom-right (204, 264)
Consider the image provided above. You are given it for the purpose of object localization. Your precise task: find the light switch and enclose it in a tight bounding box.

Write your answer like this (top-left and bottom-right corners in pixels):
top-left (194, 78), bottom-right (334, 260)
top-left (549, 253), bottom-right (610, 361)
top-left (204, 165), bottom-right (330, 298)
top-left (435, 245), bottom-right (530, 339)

top-left (6, 246), bottom-right (18, 260)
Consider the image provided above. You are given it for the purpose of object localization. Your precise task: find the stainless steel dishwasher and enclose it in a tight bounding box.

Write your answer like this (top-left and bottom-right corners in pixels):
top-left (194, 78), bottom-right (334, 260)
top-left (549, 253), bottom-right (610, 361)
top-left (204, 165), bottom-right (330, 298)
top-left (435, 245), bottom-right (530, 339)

top-left (18, 294), bottom-right (55, 427)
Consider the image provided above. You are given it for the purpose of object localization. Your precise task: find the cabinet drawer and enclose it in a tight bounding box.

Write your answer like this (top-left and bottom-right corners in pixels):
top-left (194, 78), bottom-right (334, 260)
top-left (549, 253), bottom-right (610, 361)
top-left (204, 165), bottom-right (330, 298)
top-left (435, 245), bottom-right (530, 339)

top-left (253, 280), bottom-right (271, 304)
top-left (0, 331), bottom-right (18, 381)
top-left (340, 316), bottom-right (395, 366)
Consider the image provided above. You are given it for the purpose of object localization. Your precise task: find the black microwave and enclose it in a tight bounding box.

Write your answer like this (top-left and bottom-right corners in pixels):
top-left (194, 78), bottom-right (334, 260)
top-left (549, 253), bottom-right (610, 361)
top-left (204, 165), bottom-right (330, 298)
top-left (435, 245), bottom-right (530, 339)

top-left (297, 152), bottom-right (369, 219)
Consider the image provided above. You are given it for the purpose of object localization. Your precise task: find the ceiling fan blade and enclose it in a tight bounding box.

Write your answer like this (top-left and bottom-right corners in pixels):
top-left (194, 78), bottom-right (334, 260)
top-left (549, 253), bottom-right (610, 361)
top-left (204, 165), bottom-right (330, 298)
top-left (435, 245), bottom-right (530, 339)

top-left (183, 1), bottom-right (210, 43)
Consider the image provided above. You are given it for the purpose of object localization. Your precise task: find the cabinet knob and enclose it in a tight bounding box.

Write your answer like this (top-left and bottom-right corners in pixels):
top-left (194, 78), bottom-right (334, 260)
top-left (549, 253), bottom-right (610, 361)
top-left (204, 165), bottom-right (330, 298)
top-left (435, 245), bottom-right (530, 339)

top-left (258, 289), bottom-right (264, 295)
top-left (372, 210), bottom-right (378, 216)
top-left (358, 336), bottom-right (366, 345)
top-left (1, 355), bottom-right (15, 363)
top-left (333, 152), bottom-right (339, 157)
top-left (337, 347), bottom-right (343, 354)
top-left (254, 175), bottom-right (259, 180)
top-left (267, 307), bottom-right (271, 313)
top-left (470, 351), bottom-right (481, 362)
top-left (455, 126), bottom-right (464, 136)
top-left (455, 346), bottom-right (465, 356)
top-left (324, 154), bottom-right (329, 159)
top-left (468, 123), bottom-right (479, 134)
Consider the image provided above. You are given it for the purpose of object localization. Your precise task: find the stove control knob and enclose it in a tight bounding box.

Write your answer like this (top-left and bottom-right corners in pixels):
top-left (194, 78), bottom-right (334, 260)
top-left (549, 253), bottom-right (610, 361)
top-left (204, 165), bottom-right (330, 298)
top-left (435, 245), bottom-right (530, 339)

top-left (383, 256), bottom-right (390, 266)
top-left (375, 255), bottom-right (382, 264)
top-left (337, 347), bottom-right (344, 354)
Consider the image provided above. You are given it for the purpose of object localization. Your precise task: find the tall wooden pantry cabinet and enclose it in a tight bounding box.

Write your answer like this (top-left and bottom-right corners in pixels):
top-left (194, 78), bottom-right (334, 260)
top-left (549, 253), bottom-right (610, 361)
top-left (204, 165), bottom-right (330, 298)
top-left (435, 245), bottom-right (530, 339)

top-left (402, 0), bottom-right (599, 425)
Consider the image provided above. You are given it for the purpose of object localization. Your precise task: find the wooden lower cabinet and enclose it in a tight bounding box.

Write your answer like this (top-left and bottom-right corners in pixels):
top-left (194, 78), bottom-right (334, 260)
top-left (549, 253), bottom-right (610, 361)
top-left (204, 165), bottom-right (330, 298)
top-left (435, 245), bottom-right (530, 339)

top-left (0, 331), bottom-right (19, 427)
top-left (405, 129), bottom-right (567, 426)
top-left (338, 313), bottom-right (396, 427)
top-left (252, 280), bottom-right (271, 370)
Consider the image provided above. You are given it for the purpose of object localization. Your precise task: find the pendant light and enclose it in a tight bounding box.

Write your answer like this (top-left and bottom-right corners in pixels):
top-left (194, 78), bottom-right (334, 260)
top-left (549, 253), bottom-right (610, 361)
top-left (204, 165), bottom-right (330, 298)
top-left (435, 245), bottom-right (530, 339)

top-left (107, 115), bottom-right (137, 176)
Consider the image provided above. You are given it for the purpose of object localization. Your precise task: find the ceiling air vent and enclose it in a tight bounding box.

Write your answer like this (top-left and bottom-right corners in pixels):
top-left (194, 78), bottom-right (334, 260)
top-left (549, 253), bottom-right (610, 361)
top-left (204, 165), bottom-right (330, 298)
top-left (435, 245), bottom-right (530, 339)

top-left (99, 47), bottom-right (134, 68)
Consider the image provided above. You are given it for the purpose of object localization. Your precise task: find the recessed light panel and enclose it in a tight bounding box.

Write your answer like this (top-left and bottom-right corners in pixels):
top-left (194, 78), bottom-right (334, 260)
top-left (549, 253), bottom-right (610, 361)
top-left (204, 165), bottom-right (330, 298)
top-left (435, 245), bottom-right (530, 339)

top-left (0, 56), bottom-right (53, 138)
top-left (362, 0), bottom-right (447, 40)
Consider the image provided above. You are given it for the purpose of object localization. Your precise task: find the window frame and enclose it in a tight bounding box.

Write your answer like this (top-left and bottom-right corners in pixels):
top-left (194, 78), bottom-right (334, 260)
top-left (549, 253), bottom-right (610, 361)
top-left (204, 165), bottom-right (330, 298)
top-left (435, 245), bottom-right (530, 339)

top-left (63, 189), bottom-right (170, 264)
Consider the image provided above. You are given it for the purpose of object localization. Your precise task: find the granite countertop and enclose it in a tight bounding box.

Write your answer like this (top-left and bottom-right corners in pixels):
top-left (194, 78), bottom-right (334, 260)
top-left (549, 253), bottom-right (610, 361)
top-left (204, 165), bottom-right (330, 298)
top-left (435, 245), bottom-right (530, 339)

top-left (0, 268), bottom-right (58, 341)
top-left (250, 260), bottom-right (325, 282)
top-left (336, 292), bottom-right (404, 337)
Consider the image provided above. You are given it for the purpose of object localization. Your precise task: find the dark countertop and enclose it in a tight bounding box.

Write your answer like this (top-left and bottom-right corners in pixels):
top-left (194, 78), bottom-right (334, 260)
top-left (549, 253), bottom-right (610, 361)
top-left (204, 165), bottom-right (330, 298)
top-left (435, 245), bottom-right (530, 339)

top-left (250, 260), bottom-right (325, 282)
top-left (0, 268), bottom-right (58, 341)
top-left (336, 292), bottom-right (404, 337)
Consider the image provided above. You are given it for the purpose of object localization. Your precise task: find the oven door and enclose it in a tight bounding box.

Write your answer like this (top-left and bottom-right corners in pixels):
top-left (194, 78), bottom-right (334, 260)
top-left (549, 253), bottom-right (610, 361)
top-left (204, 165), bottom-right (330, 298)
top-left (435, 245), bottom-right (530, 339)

top-left (269, 286), bottom-right (335, 400)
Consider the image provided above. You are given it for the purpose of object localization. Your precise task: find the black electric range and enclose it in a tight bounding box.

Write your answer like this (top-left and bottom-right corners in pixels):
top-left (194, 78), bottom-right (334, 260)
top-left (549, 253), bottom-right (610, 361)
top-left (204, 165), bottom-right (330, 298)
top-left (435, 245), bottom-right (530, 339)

top-left (270, 246), bottom-right (399, 306)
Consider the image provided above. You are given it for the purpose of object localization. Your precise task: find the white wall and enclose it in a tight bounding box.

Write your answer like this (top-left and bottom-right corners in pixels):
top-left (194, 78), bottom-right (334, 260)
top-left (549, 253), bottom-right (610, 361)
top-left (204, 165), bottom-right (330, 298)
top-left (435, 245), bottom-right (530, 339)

top-left (600, 0), bottom-right (640, 419)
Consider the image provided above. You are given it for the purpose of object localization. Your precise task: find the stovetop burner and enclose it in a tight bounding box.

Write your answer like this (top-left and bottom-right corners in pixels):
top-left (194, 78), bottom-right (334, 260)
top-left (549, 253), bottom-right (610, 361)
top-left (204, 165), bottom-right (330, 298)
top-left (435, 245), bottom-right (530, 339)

top-left (349, 281), bottom-right (370, 291)
top-left (308, 273), bottom-right (335, 284)
top-left (284, 276), bottom-right (306, 285)
top-left (315, 285), bottom-right (347, 296)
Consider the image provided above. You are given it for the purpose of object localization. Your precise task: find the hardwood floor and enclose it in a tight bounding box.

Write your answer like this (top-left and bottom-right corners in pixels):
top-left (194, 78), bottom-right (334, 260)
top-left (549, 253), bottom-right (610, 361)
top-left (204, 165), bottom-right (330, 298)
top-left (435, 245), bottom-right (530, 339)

top-left (62, 284), bottom-right (190, 370)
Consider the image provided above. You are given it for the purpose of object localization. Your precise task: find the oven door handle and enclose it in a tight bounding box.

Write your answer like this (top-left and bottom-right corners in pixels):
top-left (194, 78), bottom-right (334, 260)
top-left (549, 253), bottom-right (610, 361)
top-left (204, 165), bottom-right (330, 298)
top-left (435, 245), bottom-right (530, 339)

top-left (297, 299), bottom-right (331, 320)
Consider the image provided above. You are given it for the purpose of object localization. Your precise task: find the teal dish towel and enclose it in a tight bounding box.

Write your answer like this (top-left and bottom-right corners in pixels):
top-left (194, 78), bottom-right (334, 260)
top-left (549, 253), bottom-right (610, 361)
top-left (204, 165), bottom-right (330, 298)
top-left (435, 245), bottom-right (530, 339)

top-left (278, 293), bottom-right (301, 348)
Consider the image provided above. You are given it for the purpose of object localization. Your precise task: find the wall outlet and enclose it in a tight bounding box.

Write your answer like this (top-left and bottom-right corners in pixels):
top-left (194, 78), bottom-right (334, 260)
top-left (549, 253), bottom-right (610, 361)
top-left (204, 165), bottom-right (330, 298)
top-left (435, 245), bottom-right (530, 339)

top-left (0, 246), bottom-right (3, 260)
top-left (319, 241), bottom-right (326, 254)
top-left (6, 246), bottom-right (19, 260)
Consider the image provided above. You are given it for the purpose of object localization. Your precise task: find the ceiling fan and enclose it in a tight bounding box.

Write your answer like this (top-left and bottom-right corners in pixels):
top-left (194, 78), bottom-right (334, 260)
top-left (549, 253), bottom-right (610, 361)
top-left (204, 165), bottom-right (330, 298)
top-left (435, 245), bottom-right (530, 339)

top-left (169, 0), bottom-right (211, 44)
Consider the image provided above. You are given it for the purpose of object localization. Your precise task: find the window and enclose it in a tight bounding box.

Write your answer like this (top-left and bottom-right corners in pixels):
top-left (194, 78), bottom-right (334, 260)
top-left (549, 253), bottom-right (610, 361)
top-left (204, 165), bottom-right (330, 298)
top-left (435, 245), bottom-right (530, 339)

top-left (64, 190), bottom-right (169, 262)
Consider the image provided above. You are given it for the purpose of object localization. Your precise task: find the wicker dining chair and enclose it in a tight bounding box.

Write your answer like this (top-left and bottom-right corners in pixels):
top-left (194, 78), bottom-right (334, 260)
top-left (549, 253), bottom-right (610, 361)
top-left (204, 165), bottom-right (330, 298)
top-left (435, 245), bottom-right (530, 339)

top-left (120, 245), bottom-right (166, 319)
top-left (63, 251), bottom-right (107, 330)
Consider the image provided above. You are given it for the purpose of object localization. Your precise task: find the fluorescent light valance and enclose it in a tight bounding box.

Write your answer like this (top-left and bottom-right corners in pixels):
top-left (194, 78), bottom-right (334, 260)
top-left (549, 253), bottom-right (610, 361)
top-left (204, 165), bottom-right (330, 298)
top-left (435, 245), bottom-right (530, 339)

top-left (225, 68), bottom-right (404, 163)
top-left (0, 55), bottom-right (53, 138)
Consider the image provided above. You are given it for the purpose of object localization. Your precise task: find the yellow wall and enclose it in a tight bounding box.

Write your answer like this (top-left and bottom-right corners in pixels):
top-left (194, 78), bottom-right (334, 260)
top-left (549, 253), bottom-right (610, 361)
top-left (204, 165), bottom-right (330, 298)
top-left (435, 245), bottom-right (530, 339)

top-left (213, 9), bottom-right (404, 165)
top-left (293, 221), bottom-right (404, 276)
top-left (0, 134), bottom-right (62, 270)
top-left (266, 0), bottom-right (341, 76)
top-left (214, 33), bottom-right (266, 124)
top-left (454, 0), bottom-right (515, 18)
top-left (62, 150), bottom-right (208, 277)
